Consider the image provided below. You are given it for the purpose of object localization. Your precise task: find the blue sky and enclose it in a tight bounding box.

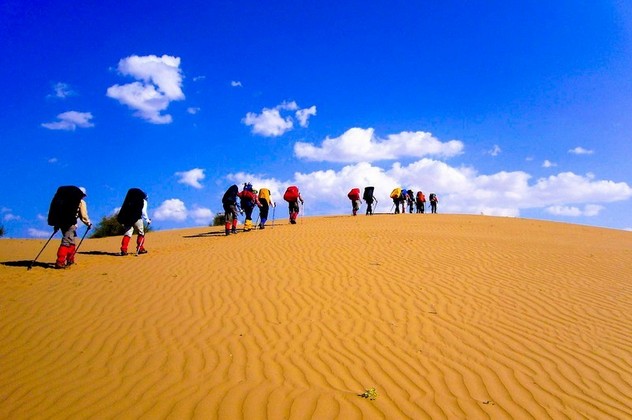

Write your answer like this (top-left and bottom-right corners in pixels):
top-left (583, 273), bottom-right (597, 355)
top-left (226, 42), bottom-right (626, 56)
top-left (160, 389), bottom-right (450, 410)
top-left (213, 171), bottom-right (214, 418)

top-left (2, 1), bottom-right (632, 237)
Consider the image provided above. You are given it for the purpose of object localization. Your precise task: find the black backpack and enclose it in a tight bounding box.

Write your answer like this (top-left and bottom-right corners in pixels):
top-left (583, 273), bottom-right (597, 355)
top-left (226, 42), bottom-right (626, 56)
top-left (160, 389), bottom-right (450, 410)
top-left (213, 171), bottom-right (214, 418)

top-left (117, 188), bottom-right (147, 225)
top-left (222, 184), bottom-right (239, 205)
top-left (47, 186), bottom-right (85, 228)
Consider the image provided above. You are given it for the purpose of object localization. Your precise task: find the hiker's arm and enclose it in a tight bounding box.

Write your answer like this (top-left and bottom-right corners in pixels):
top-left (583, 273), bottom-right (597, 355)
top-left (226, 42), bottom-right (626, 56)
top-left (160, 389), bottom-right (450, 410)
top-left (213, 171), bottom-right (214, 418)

top-left (78, 200), bottom-right (92, 227)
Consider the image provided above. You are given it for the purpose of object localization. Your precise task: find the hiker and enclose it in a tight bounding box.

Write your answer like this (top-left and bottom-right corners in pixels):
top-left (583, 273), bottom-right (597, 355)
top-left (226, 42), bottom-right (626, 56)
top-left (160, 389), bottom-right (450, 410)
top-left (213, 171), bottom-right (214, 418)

top-left (222, 184), bottom-right (241, 235)
top-left (117, 188), bottom-right (151, 255)
top-left (406, 189), bottom-right (415, 214)
top-left (429, 193), bottom-right (439, 213)
top-left (415, 191), bottom-right (426, 213)
top-left (363, 186), bottom-right (377, 215)
top-left (257, 187), bottom-right (275, 229)
top-left (238, 183), bottom-right (260, 231)
top-left (47, 186), bottom-right (92, 269)
top-left (347, 188), bottom-right (362, 216)
top-left (399, 188), bottom-right (408, 213)
top-left (390, 187), bottom-right (403, 214)
top-left (283, 185), bottom-right (304, 224)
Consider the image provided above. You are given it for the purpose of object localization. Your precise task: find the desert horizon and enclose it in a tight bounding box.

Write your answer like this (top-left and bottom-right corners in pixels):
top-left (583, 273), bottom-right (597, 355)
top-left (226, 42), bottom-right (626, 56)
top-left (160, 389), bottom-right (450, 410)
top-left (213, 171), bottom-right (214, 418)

top-left (1, 213), bottom-right (631, 418)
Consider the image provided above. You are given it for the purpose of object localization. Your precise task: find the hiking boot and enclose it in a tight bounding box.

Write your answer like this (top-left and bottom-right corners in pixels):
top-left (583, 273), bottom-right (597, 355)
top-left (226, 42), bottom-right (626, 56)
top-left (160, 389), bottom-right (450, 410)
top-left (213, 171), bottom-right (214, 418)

top-left (290, 219), bottom-right (296, 224)
top-left (120, 250), bottom-right (128, 256)
top-left (231, 228), bottom-right (237, 234)
top-left (54, 262), bottom-right (66, 269)
top-left (138, 249), bottom-right (148, 254)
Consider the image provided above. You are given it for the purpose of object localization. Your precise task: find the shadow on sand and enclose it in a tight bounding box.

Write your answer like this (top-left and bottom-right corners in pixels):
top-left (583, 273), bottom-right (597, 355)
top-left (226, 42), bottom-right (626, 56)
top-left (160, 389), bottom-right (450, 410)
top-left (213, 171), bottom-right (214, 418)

top-left (183, 231), bottom-right (227, 238)
top-left (78, 250), bottom-right (122, 257)
top-left (1, 260), bottom-right (54, 270)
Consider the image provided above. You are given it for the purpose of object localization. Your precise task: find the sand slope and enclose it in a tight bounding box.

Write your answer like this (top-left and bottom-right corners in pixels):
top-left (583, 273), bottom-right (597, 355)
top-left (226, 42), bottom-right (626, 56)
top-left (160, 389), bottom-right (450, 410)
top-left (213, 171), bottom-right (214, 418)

top-left (1, 214), bottom-right (631, 419)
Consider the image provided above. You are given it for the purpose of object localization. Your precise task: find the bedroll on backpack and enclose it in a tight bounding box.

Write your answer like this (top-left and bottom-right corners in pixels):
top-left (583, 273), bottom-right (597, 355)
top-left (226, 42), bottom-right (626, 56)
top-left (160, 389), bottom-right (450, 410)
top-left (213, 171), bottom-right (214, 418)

top-left (117, 188), bottom-right (147, 226)
top-left (347, 188), bottom-right (361, 201)
top-left (222, 185), bottom-right (239, 205)
top-left (283, 186), bottom-right (299, 202)
top-left (47, 186), bottom-right (85, 228)
top-left (258, 188), bottom-right (271, 201)
top-left (363, 186), bottom-right (374, 201)
top-left (390, 188), bottom-right (402, 199)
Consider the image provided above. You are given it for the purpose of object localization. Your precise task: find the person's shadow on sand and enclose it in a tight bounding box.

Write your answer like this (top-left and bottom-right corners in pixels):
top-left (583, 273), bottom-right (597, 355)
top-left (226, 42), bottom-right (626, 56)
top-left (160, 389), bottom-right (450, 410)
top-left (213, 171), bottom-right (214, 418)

top-left (1, 260), bottom-right (54, 269)
top-left (78, 250), bottom-right (121, 257)
top-left (183, 231), bottom-right (227, 238)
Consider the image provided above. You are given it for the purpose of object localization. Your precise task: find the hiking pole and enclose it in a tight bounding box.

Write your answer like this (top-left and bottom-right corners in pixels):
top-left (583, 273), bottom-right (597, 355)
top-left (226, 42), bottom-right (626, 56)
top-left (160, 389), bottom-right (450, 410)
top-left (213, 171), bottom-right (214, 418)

top-left (73, 225), bottom-right (91, 254)
top-left (27, 228), bottom-right (57, 270)
top-left (272, 205), bottom-right (276, 228)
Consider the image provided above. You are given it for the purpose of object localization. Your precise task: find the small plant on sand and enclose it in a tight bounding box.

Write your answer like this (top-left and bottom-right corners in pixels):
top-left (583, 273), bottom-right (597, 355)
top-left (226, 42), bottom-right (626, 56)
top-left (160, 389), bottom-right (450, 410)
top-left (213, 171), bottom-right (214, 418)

top-left (358, 388), bottom-right (378, 400)
top-left (212, 213), bottom-right (226, 226)
top-left (0, 223), bottom-right (5, 237)
top-left (90, 214), bottom-right (152, 238)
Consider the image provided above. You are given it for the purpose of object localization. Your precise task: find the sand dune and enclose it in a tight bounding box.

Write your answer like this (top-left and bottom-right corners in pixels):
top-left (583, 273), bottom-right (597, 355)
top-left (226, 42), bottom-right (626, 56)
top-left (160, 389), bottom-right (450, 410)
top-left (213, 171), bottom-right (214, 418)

top-left (1, 214), bottom-right (631, 419)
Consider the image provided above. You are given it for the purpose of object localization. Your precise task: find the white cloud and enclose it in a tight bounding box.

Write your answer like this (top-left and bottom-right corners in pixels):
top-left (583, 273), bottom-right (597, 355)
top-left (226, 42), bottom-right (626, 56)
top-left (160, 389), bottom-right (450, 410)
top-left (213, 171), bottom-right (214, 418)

top-left (296, 105), bottom-right (317, 127)
top-left (229, 161), bottom-right (631, 219)
top-left (175, 168), bottom-right (205, 189)
top-left (569, 146), bottom-right (594, 155)
top-left (3, 213), bottom-right (20, 222)
top-left (242, 101), bottom-right (316, 137)
top-left (49, 82), bottom-right (75, 99)
top-left (487, 145), bottom-right (501, 156)
top-left (106, 54), bottom-right (184, 124)
top-left (294, 128), bottom-right (464, 163)
top-left (231, 80), bottom-right (242, 87)
top-left (42, 111), bottom-right (94, 131)
top-left (153, 199), bottom-right (188, 222)
top-left (545, 204), bottom-right (604, 217)
top-left (190, 206), bottom-right (214, 225)
top-left (542, 160), bottom-right (557, 168)
top-left (187, 107), bottom-right (200, 115)
top-left (48, 157), bottom-right (58, 163)
top-left (28, 228), bottom-right (52, 238)
top-left (243, 108), bottom-right (293, 137)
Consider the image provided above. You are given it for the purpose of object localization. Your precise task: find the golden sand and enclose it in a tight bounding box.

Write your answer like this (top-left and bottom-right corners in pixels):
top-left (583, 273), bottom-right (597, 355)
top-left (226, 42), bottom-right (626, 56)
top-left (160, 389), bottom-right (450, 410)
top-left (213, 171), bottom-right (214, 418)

top-left (1, 214), bottom-right (631, 419)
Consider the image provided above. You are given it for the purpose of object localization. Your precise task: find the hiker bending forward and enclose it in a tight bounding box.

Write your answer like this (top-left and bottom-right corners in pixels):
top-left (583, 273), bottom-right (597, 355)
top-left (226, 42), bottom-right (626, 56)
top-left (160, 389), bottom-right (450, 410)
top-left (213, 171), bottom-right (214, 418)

top-left (117, 188), bottom-right (151, 256)
top-left (55, 188), bottom-right (91, 269)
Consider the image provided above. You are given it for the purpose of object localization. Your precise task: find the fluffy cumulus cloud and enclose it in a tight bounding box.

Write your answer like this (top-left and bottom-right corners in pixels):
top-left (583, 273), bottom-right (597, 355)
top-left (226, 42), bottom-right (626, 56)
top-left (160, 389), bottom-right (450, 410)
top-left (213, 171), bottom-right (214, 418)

top-left (49, 82), bottom-right (76, 99)
top-left (294, 128), bottom-right (464, 163)
top-left (107, 54), bottom-right (184, 124)
top-left (569, 146), bottom-right (594, 155)
top-left (242, 101), bottom-right (316, 137)
top-left (229, 161), bottom-right (631, 219)
top-left (28, 228), bottom-right (52, 238)
top-left (542, 160), bottom-right (557, 168)
top-left (42, 111), bottom-right (94, 131)
top-left (190, 206), bottom-right (214, 225)
top-left (153, 199), bottom-right (188, 222)
top-left (176, 168), bottom-right (205, 189)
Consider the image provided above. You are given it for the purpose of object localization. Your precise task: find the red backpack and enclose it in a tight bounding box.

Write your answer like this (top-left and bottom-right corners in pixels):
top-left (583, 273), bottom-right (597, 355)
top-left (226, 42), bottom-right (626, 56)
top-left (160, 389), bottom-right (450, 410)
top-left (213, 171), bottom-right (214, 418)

top-left (283, 186), bottom-right (299, 202)
top-left (347, 188), bottom-right (360, 201)
top-left (416, 191), bottom-right (426, 202)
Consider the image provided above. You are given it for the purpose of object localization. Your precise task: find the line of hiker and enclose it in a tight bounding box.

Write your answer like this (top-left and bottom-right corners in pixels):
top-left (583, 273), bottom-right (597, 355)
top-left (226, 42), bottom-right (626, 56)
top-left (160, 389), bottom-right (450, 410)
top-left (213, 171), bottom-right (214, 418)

top-left (221, 183), bottom-right (304, 235)
top-left (346, 187), bottom-right (438, 215)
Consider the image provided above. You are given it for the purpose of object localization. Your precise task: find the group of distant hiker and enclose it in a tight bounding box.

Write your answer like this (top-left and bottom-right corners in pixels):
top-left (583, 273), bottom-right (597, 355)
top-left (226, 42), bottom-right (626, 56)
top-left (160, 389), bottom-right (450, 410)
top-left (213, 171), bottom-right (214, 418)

top-left (221, 183), bottom-right (304, 235)
top-left (347, 186), bottom-right (438, 215)
top-left (37, 183), bottom-right (436, 269)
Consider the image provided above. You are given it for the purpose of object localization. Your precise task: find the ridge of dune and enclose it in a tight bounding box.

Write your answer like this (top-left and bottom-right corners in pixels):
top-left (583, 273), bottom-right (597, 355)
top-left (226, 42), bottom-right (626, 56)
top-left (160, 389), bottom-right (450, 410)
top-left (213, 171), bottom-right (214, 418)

top-left (1, 214), bottom-right (631, 418)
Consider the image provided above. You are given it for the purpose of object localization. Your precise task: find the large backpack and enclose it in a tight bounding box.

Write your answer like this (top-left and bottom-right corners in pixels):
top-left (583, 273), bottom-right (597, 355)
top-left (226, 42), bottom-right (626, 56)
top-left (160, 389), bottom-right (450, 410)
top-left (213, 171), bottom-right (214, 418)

top-left (416, 191), bottom-right (426, 202)
top-left (222, 184), bottom-right (239, 205)
top-left (117, 188), bottom-right (147, 226)
top-left (258, 188), bottom-right (271, 201)
top-left (47, 186), bottom-right (85, 228)
top-left (363, 186), bottom-right (375, 202)
top-left (347, 188), bottom-right (361, 201)
top-left (429, 193), bottom-right (437, 202)
top-left (390, 187), bottom-right (402, 199)
top-left (283, 186), bottom-right (299, 202)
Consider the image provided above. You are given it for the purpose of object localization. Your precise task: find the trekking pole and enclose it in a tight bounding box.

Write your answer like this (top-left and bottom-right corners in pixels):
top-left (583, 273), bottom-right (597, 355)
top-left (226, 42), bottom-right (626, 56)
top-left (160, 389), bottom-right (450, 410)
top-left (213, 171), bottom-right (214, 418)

top-left (27, 229), bottom-right (57, 270)
top-left (272, 205), bottom-right (276, 228)
top-left (74, 225), bottom-right (91, 254)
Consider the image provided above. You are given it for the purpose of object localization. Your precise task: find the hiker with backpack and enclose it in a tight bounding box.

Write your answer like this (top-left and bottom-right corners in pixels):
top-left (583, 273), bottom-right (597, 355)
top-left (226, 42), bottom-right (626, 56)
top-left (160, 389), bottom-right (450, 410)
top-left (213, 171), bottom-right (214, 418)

top-left (222, 184), bottom-right (241, 235)
top-left (117, 188), bottom-right (151, 256)
top-left (390, 187), bottom-right (403, 214)
top-left (238, 183), bottom-right (261, 232)
top-left (415, 191), bottom-right (426, 213)
top-left (47, 186), bottom-right (92, 269)
top-left (363, 186), bottom-right (377, 215)
top-left (347, 188), bottom-right (362, 216)
top-left (257, 187), bottom-right (275, 229)
top-left (283, 185), bottom-right (304, 224)
top-left (406, 189), bottom-right (415, 214)
top-left (429, 193), bottom-right (439, 213)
